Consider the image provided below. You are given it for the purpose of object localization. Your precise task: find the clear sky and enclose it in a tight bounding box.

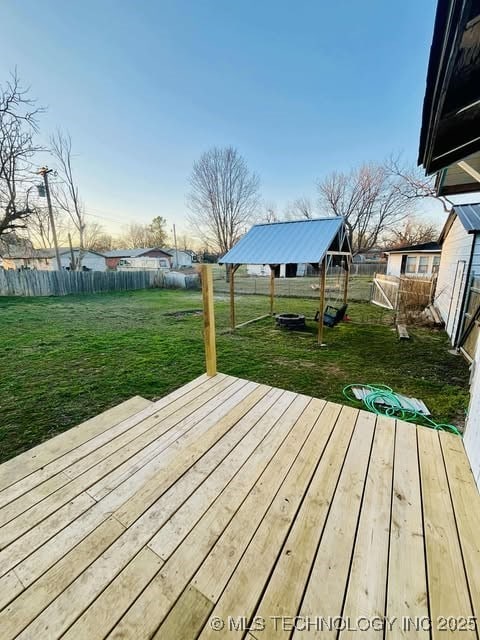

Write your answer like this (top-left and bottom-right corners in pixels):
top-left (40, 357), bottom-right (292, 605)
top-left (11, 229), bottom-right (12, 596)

top-left (0, 0), bottom-right (439, 239)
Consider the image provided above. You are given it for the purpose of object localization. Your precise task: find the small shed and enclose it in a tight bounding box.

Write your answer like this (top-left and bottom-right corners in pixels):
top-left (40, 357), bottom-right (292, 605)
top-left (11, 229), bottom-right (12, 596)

top-left (219, 217), bottom-right (351, 344)
top-left (435, 203), bottom-right (480, 353)
top-left (385, 242), bottom-right (441, 278)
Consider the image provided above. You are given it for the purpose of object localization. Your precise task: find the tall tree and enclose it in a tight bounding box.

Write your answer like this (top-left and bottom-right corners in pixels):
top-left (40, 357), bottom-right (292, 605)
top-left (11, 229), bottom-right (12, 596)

top-left (187, 146), bottom-right (260, 255)
top-left (386, 155), bottom-right (454, 215)
top-left (0, 72), bottom-right (43, 236)
top-left (148, 215), bottom-right (168, 246)
top-left (26, 205), bottom-right (70, 249)
top-left (50, 130), bottom-right (86, 269)
top-left (317, 163), bottom-right (409, 254)
top-left (284, 196), bottom-right (315, 220)
top-left (383, 217), bottom-right (439, 249)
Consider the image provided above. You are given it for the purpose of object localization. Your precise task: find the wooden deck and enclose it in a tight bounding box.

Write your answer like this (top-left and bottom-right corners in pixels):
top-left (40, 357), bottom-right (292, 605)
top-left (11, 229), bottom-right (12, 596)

top-left (0, 373), bottom-right (479, 639)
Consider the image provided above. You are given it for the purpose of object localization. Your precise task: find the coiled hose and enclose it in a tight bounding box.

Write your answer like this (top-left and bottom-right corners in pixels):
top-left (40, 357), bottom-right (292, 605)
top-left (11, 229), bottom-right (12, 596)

top-left (342, 384), bottom-right (461, 435)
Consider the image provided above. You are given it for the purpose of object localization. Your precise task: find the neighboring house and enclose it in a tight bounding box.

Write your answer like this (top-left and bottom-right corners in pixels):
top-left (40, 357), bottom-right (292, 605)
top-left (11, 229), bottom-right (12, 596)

top-left (352, 248), bottom-right (386, 263)
top-left (246, 263), bottom-right (307, 277)
top-left (418, 0), bottom-right (480, 486)
top-left (163, 249), bottom-right (193, 268)
top-left (104, 248), bottom-right (172, 270)
top-left (434, 205), bottom-right (480, 347)
top-left (385, 242), bottom-right (441, 278)
top-left (0, 248), bottom-right (107, 271)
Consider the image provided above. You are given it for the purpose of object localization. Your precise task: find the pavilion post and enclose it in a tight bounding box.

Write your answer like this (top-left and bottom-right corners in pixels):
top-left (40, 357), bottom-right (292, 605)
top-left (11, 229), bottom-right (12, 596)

top-left (343, 256), bottom-right (350, 304)
top-left (201, 264), bottom-right (217, 376)
top-left (229, 264), bottom-right (239, 331)
top-left (318, 258), bottom-right (326, 346)
top-left (269, 266), bottom-right (276, 316)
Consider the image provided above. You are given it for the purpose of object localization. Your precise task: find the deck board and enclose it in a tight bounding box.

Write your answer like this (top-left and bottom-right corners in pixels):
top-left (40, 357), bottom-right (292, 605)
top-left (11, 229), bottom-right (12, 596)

top-left (0, 373), bottom-right (479, 639)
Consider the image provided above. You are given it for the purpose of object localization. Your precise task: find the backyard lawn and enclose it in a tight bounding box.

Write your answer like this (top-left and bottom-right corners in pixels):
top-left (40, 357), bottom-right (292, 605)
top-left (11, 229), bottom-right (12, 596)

top-left (0, 288), bottom-right (470, 462)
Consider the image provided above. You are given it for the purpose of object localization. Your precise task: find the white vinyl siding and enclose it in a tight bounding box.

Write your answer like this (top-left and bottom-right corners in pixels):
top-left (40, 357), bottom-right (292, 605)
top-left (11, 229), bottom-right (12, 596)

top-left (435, 216), bottom-right (474, 344)
top-left (464, 338), bottom-right (480, 489)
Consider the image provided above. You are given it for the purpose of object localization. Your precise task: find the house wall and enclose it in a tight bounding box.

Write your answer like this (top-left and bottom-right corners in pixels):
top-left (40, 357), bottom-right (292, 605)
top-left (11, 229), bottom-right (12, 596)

top-left (387, 252), bottom-right (440, 278)
top-left (464, 337), bottom-right (480, 488)
top-left (435, 217), bottom-right (474, 343)
top-left (51, 252), bottom-right (107, 272)
top-left (106, 257), bottom-right (121, 270)
top-left (170, 251), bottom-right (193, 268)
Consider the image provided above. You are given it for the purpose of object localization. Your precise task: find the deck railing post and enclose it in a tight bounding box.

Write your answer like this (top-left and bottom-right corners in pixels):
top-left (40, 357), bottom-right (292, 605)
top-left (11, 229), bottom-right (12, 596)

top-left (201, 264), bottom-right (217, 376)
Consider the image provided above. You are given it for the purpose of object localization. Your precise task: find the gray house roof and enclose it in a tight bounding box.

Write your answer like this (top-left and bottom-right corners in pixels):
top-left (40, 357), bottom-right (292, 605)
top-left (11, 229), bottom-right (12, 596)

top-left (219, 218), bottom-right (347, 265)
top-left (104, 248), bottom-right (172, 258)
top-left (386, 242), bottom-right (441, 254)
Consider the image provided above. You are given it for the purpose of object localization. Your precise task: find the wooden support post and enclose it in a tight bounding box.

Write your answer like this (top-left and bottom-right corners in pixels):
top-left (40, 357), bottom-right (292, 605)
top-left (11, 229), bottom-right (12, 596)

top-left (201, 264), bottom-right (217, 376)
top-left (343, 256), bottom-right (350, 304)
top-left (229, 264), bottom-right (239, 331)
top-left (318, 258), bottom-right (326, 346)
top-left (269, 266), bottom-right (276, 316)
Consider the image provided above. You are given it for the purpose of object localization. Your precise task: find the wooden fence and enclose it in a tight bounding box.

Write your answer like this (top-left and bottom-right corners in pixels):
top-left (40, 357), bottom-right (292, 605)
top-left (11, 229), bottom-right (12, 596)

top-left (459, 276), bottom-right (480, 360)
top-left (371, 273), bottom-right (436, 314)
top-left (0, 269), bottom-right (200, 297)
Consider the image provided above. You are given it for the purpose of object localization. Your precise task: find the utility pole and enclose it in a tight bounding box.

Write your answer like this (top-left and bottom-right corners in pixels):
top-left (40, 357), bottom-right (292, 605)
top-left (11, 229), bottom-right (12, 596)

top-left (172, 223), bottom-right (178, 269)
top-left (38, 167), bottom-right (62, 271)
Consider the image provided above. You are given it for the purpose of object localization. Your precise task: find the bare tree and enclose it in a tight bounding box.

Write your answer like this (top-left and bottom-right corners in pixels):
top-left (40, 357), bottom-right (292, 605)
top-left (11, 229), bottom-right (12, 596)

top-left (120, 222), bottom-right (152, 248)
top-left (284, 196), bottom-right (315, 220)
top-left (187, 146), bottom-right (260, 255)
top-left (0, 72), bottom-right (43, 236)
top-left (386, 155), bottom-right (454, 215)
top-left (262, 201), bottom-right (279, 223)
top-left (50, 130), bottom-right (86, 268)
top-left (383, 217), bottom-right (440, 249)
top-left (82, 221), bottom-right (114, 251)
top-left (26, 205), bottom-right (70, 249)
top-left (317, 163), bottom-right (409, 254)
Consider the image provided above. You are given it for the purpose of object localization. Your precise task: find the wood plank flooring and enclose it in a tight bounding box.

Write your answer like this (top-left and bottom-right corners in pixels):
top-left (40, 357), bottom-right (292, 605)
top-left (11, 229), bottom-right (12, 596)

top-left (0, 373), bottom-right (478, 639)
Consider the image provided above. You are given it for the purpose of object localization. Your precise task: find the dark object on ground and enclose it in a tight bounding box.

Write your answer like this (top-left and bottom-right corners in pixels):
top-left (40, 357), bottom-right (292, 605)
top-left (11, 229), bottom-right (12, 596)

top-left (275, 313), bottom-right (306, 330)
top-left (314, 304), bottom-right (348, 327)
top-left (164, 309), bottom-right (203, 318)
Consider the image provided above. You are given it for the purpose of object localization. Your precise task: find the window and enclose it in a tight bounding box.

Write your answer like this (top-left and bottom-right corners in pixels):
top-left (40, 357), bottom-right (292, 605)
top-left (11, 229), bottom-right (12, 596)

top-left (418, 256), bottom-right (429, 274)
top-left (432, 255), bottom-right (440, 273)
top-left (406, 256), bottom-right (417, 273)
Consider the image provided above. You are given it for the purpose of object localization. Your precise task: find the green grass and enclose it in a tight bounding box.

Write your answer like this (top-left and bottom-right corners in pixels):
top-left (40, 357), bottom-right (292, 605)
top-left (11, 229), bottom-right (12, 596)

top-left (0, 289), bottom-right (470, 462)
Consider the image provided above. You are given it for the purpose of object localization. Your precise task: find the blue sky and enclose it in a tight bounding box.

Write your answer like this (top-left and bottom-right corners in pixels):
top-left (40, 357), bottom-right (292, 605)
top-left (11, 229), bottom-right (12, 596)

top-left (1, 1), bottom-right (438, 239)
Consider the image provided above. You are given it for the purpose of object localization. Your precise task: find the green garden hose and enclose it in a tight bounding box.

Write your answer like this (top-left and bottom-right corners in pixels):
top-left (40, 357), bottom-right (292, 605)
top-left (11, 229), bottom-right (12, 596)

top-left (342, 384), bottom-right (461, 435)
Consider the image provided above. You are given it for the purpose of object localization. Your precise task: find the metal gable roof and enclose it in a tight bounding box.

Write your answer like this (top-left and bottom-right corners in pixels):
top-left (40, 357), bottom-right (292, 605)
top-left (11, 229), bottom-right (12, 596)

top-left (218, 217), bottom-right (346, 265)
top-left (453, 203), bottom-right (480, 233)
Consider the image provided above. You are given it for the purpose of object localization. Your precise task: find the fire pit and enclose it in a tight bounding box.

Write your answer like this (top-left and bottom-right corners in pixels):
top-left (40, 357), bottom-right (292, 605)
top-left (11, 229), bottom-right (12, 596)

top-left (275, 313), bottom-right (306, 330)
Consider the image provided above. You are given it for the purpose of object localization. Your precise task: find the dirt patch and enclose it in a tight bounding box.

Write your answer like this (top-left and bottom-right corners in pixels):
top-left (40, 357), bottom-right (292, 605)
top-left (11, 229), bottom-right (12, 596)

top-left (163, 309), bottom-right (203, 318)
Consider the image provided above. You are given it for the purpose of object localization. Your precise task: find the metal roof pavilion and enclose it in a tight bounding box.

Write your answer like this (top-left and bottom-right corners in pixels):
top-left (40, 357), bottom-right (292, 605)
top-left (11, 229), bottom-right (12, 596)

top-left (219, 217), bottom-right (347, 265)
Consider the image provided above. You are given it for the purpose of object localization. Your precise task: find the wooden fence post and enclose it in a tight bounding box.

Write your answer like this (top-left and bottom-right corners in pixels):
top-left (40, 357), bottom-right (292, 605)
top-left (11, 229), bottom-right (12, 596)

top-left (201, 264), bottom-right (217, 376)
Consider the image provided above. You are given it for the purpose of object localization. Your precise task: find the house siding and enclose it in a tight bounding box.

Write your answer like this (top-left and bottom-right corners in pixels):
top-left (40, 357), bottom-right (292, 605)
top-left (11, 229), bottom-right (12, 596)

top-left (435, 216), bottom-right (474, 344)
top-left (386, 252), bottom-right (439, 277)
top-left (464, 338), bottom-right (480, 488)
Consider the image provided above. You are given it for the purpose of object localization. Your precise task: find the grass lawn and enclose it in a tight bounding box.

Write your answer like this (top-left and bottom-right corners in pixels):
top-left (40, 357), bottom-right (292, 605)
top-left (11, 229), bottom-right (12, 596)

top-left (0, 288), bottom-right (470, 462)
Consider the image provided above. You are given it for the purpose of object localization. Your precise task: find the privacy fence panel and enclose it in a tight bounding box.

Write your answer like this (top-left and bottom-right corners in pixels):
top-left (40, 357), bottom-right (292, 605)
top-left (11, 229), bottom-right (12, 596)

top-left (0, 269), bottom-right (200, 297)
top-left (459, 276), bottom-right (480, 360)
